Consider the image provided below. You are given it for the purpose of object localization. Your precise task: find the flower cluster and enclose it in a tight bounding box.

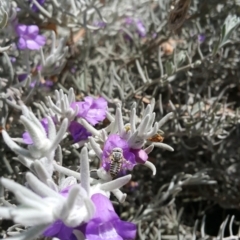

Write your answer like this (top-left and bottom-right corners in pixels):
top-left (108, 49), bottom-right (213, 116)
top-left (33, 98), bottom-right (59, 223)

top-left (0, 3), bottom-right (174, 239)
top-left (15, 24), bottom-right (46, 50)
top-left (1, 86), bottom-right (173, 239)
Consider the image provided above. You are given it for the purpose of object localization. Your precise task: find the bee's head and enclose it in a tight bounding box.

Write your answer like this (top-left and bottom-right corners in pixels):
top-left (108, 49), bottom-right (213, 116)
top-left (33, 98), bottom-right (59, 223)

top-left (112, 147), bottom-right (123, 153)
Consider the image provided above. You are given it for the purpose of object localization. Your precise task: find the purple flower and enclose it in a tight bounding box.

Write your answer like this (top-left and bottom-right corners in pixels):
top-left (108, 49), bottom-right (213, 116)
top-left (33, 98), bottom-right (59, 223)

top-left (198, 34), bottom-right (205, 43)
top-left (102, 134), bottom-right (148, 173)
top-left (93, 21), bottom-right (107, 28)
top-left (71, 97), bottom-right (107, 126)
top-left (17, 73), bottom-right (28, 82)
top-left (15, 24), bottom-right (46, 50)
top-left (152, 32), bottom-right (157, 39)
top-left (70, 66), bottom-right (77, 73)
top-left (22, 118), bottom-right (48, 144)
top-left (68, 121), bottom-right (91, 143)
top-left (124, 17), bottom-right (146, 38)
top-left (135, 20), bottom-right (146, 38)
top-left (78, 194), bottom-right (137, 240)
top-left (29, 0), bottom-right (45, 12)
top-left (44, 189), bottom-right (136, 240)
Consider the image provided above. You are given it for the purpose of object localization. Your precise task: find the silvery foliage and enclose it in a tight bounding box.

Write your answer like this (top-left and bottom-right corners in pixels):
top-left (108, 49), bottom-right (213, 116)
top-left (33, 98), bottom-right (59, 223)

top-left (44, 88), bottom-right (78, 122)
top-left (0, 0), bottom-right (9, 30)
top-left (33, 88), bottom-right (77, 124)
top-left (213, 15), bottom-right (240, 55)
top-left (15, 0), bottom-right (105, 28)
top-left (133, 172), bottom-right (218, 239)
top-left (137, 171), bottom-right (217, 220)
top-left (40, 31), bottom-right (69, 76)
top-left (2, 104), bottom-right (68, 161)
top-left (136, 203), bottom-right (237, 240)
top-left (0, 52), bottom-right (31, 129)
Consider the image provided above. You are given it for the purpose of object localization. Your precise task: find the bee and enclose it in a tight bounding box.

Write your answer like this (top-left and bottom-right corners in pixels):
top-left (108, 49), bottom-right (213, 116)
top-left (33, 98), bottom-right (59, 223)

top-left (168, 0), bottom-right (191, 32)
top-left (147, 133), bottom-right (164, 143)
top-left (109, 148), bottom-right (125, 178)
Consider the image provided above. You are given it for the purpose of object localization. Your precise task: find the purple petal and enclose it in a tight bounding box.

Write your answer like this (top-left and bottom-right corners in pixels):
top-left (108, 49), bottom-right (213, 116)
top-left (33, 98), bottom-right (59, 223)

top-left (22, 132), bottom-right (33, 144)
top-left (130, 149), bottom-right (148, 164)
top-left (198, 34), bottom-right (205, 43)
top-left (71, 101), bottom-right (90, 118)
top-left (17, 38), bottom-right (27, 50)
top-left (102, 134), bottom-right (129, 159)
top-left (43, 80), bottom-right (54, 87)
top-left (124, 17), bottom-right (146, 38)
top-left (90, 97), bottom-right (107, 109)
top-left (93, 21), bottom-right (107, 28)
top-left (102, 160), bottom-right (110, 171)
top-left (15, 25), bottom-right (27, 35)
top-left (25, 39), bottom-right (42, 50)
top-left (152, 32), bottom-right (157, 38)
top-left (83, 96), bottom-right (94, 105)
top-left (83, 221), bottom-right (123, 240)
top-left (34, 35), bottom-right (46, 47)
top-left (97, 222), bottom-right (122, 240)
top-left (36, 65), bottom-right (42, 71)
top-left (122, 151), bottom-right (136, 170)
top-left (44, 220), bottom-right (76, 240)
top-left (84, 97), bottom-right (107, 125)
top-left (40, 118), bottom-right (49, 132)
top-left (10, 57), bottom-right (16, 63)
top-left (84, 108), bottom-right (106, 125)
top-left (26, 25), bottom-right (39, 37)
top-left (30, 0), bottom-right (45, 12)
top-left (79, 194), bottom-right (136, 240)
top-left (68, 121), bottom-right (91, 143)
top-left (90, 194), bottom-right (118, 222)
top-left (71, 97), bottom-right (107, 126)
top-left (18, 73), bottom-right (28, 82)
top-left (125, 17), bottom-right (134, 25)
top-left (136, 20), bottom-right (146, 37)
top-left (78, 194), bottom-right (119, 238)
top-left (44, 220), bottom-right (63, 237)
top-left (30, 81), bottom-right (37, 88)
top-left (113, 220), bottom-right (137, 239)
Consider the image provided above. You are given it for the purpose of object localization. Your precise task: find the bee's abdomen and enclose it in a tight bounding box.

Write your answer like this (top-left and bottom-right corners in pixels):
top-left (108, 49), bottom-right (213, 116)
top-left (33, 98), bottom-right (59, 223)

top-left (110, 162), bottom-right (121, 178)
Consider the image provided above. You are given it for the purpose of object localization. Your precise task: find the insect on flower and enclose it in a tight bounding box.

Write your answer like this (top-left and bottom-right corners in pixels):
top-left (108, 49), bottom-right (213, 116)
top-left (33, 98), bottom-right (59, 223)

top-left (109, 148), bottom-right (125, 178)
top-left (168, 0), bottom-right (191, 32)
